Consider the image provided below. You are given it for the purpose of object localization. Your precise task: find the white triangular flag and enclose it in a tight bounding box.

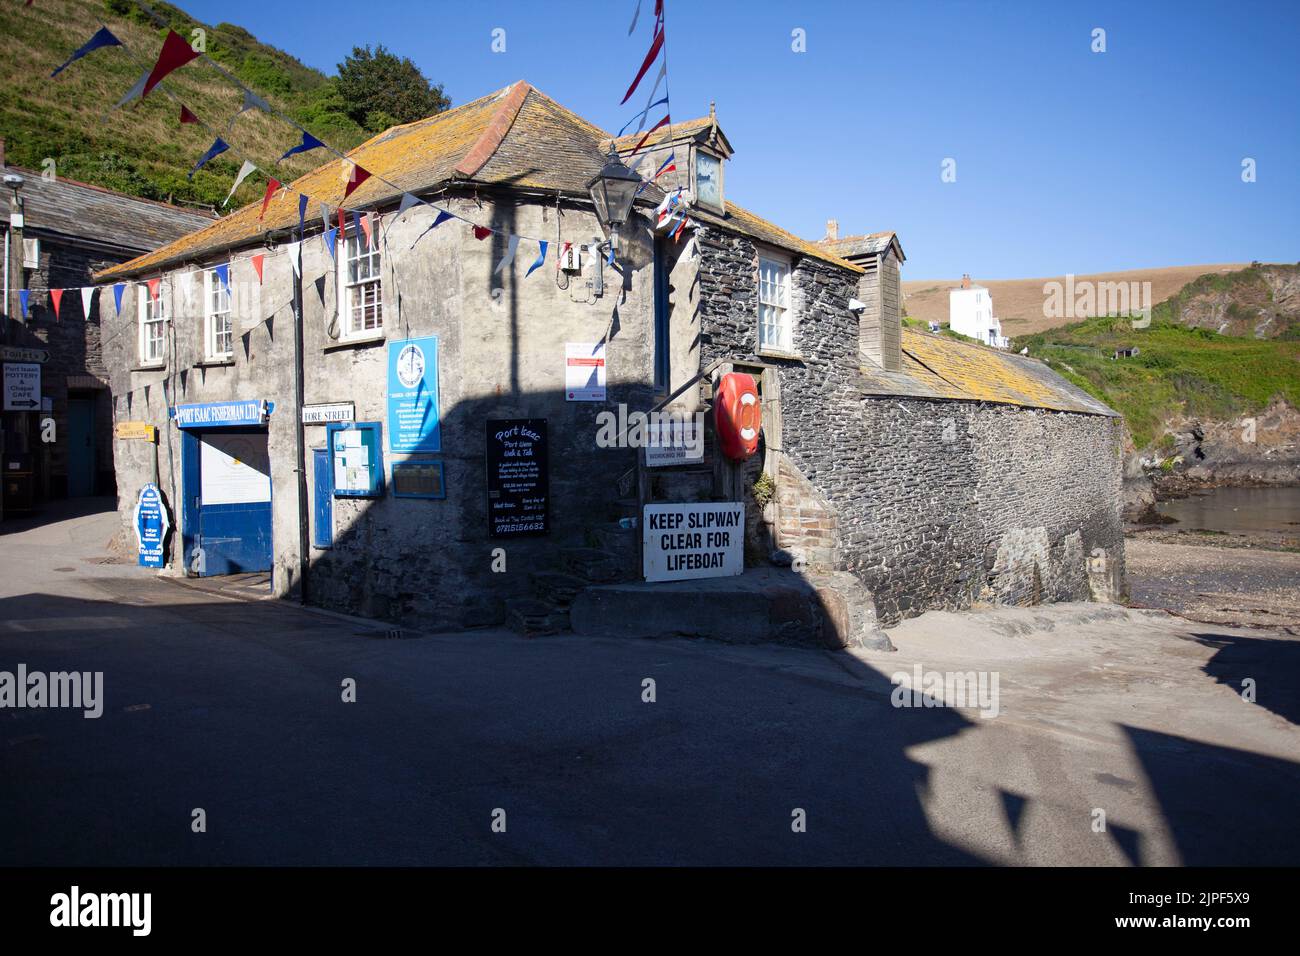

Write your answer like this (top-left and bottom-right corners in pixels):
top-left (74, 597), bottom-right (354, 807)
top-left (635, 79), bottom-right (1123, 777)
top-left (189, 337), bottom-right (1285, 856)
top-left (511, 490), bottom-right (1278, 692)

top-left (109, 70), bottom-right (149, 114)
top-left (177, 271), bottom-right (195, 311)
top-left (224, 160), bottom-right (257, 207)
top-left (80, 287), bottom-right (95, 318)
top-left (287, 240), bottom-right (302, 277)
top-left (397, 192), bottom-right (420, 218)
top-left (493, 234), bottom-right (520, 275)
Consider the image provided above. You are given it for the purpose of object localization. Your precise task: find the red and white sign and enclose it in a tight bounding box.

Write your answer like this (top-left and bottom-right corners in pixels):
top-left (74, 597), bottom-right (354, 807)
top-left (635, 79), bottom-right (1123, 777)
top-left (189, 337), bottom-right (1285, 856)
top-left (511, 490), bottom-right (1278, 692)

top-left (565, 342), bottom-right (606, 401)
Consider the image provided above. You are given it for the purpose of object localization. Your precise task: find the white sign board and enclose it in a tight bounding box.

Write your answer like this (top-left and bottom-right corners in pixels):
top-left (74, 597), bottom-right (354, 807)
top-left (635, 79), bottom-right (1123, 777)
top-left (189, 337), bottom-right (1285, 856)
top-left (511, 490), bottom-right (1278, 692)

top-left (200, 432), bottom-right (271, 505)
top-left (3, 362), bottom-right (41, 411)
top-left (302, 402), bottom-right (355, 425)
top-left (643, 502), bottom-right (745, 582)
top-left (565, 342), bottom-right (606, 401)
top-left (333, 428), bottom-right (371, 492)
top-left (645, 418), bottom-right (706, 468)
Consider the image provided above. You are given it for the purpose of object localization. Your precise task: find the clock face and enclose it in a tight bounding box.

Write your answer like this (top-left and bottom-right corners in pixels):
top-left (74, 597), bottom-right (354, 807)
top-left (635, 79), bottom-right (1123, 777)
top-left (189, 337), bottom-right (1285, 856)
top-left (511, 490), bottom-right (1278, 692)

top-left (695, 152), bottom-right (721, 207)
top-left (397, 344), bottom-right (426, 388)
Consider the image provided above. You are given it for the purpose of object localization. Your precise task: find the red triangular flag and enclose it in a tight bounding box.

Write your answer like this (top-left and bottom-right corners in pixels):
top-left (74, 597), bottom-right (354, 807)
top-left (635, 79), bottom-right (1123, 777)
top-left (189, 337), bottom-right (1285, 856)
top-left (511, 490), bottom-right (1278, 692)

top-left (359, 212), bottom-right (373, 249)
top-left (472, 225), bottom-right (491, 240)
top-left (621, 26), bottom-right (665, 104)
top-left (343, 164), bottom-right (370, 201)
top-left (259, 178), bottom-right (280, 221)
top-left (147, 278), bottom-right (161, 301)
top-left (252, 254), bottom-right (265, 284)
top-left (50, 288), bottom-right (64, 318)
top-left (630, 114), bottom-right (671, 155)
top-left (142, 30), bottom-right (201, 99)
top-left (179, 104), bottom-right (199, 124)
top-left (337, 207), bottom-right (347, 238)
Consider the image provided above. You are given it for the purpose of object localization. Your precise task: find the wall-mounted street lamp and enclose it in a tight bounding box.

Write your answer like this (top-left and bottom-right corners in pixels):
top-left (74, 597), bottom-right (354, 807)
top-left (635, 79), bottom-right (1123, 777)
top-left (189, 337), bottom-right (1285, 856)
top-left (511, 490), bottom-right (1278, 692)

top-left (587, 147), bottom-right (641, 249)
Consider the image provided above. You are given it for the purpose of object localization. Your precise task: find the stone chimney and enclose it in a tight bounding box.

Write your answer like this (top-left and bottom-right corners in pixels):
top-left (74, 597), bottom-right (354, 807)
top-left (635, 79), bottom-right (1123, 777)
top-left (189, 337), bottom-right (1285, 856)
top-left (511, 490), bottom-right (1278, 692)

top-left (825, 219), bottom-right (838, 242)
top-left (961, 273), bottom-right (971, 289)
top-left (858, 247), bottom-right (903, 372)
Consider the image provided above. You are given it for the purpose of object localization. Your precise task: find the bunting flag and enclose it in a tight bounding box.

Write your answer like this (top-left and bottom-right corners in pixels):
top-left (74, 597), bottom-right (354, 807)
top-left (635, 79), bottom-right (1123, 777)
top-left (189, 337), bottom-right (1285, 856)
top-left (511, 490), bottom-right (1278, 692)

top-left (410, 210), bottom-right (454, 249)
top-left (621, 25), bottom-right (665, 104)
top-left (142, 30), bottom-right (202, 99)
top-left (19, 290), bottom-right (29, 318)
top-left (113, 284), bottom-right (125, 316)
top-left (225, 160), bottom-right (257, 207)
top-left (319, 201), bottom-right (331, 235)
top-left (351, 210), bottom-right (364, 245)
top-left (179, 104), bottom-right (199, 125)
top-left (359, 212), bottom-right (373, 249)
top-left (298, 194), bottom-right (309, 235)
top-left (494, 235), bottom-right (521, 274)
top-left (472, 225), bottom-right (491, 241)
top-left (51, 26), bottom-right (122, 78)
top-left (213, 263), bottom-right (230, 296)
top-left (177, 271), bottom-right (195, 311)
top-left (525, 241), bottom-right (548, 277)
top-left (618, 90), bottom-right (668, 137)
top-left (239, 88), bottom-right (271, 114)
top-left (80, 287), bottom-right (95, 318)
top-left (188, 137), bottom-right (228, 180)
top-left (252, 254), bottom-right (265, 284)
top-left (324, 227), bottom-right (338, 260)
top-left (146, 278), bottom-right (161, 302)
top-left (259, 178), bottom-right (280, 220)
top-left (607, 243), bottom-right (617, 266)
top-left (628, 0), bottom-right (642, 34)
top-left (342, 164), bottom-right (371, 201)
top-left (629, 114), bottom-right (670, 155)
top-left (279, 130), bottom-right (325, 162)
top-left (397, 192), bottom-right (420, 219)
top-left (110, 70), bottom-right (149, 113)
top-left (653, 152), bottom-right (677, 180)
top-left (287, 240), bottom-right (302, 278)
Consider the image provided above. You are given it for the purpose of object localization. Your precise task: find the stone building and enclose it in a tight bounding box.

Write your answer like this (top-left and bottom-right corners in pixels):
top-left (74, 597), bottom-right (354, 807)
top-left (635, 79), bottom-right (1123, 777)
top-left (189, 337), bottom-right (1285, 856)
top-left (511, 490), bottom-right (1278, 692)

top-left (0, 141), bottom-right (212, 515)
top-left (95, 81), bottom-right (1124, 638)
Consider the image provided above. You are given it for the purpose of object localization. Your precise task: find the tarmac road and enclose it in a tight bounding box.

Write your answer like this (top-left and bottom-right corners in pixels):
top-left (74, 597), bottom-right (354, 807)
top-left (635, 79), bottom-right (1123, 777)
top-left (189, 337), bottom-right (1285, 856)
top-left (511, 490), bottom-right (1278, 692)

top-left (2, 499), bottom-right (1297, 866)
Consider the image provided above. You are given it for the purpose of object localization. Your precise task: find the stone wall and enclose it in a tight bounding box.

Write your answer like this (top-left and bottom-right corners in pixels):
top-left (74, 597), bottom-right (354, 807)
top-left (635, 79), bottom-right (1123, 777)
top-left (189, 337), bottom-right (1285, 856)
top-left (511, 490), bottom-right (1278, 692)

top-left (693, 224), bottom-right (1127, 625)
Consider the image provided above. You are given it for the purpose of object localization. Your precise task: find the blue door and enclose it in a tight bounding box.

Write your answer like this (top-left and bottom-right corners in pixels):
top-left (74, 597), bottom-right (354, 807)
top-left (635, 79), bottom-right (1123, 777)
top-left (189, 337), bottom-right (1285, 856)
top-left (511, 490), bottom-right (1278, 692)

top-left (66, 398), bottom-right (96, 497)
top-left (181, 428), bottom-right (272, 575)
top-left (312, 447), bottom-right (333, 549)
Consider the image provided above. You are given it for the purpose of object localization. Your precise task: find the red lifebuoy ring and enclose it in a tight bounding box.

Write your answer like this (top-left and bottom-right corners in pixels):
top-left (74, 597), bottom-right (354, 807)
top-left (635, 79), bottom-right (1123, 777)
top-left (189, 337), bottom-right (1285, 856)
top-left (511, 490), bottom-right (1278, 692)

top-left (715, 372), bottom-right (761, 461)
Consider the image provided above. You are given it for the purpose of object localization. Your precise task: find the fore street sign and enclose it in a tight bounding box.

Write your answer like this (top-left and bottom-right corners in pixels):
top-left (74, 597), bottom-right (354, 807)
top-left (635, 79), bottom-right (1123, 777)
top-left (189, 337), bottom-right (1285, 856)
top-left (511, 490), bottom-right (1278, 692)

top-left (0, 346), bottom-right (49, 364)
top-left (3, 362), bottom-right (41, 411)
top-left (302, 402), bottom-right (355, 425)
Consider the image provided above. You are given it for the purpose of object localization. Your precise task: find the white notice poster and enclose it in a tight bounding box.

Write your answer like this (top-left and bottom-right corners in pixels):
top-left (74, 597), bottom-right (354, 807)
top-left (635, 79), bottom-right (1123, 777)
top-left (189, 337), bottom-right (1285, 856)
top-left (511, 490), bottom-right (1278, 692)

top-left (200, 432), bottom-right (271, 505)
top-left (565, 342), bottom-right (606, 401)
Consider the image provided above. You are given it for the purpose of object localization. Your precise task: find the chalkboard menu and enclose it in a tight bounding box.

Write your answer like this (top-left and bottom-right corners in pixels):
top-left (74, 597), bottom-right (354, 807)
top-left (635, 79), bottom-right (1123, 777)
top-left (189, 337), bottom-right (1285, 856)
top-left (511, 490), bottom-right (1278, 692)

top-left (485, 418), bottom-right (548, 537)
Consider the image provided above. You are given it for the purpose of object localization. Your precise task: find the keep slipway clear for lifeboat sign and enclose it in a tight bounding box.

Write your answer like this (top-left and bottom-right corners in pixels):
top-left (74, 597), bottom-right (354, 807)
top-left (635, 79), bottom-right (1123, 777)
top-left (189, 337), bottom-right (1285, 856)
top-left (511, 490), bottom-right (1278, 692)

top-left (643, 503), bottom-right (745, 582)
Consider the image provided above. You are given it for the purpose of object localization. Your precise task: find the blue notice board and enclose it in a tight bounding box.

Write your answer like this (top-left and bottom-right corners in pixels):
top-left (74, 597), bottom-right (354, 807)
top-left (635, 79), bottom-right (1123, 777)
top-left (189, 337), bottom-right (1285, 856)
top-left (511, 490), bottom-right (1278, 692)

top-left (387, 336), bottom-right (440, 452)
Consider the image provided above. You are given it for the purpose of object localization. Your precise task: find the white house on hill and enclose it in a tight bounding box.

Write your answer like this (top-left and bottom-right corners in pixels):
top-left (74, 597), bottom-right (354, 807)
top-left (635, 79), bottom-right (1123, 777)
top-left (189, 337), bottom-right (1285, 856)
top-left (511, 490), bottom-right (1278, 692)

top-left (949, 274), bottom-right (1008, 348)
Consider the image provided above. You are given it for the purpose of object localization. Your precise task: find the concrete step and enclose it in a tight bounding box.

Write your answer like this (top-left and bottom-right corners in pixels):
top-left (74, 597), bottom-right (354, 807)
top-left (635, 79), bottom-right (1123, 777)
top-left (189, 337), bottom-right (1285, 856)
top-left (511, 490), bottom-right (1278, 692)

top-left (570, 567), bottom-right (894, 650)
top-left (504, 597), bottom-right (568, 636)
top-left (560, 547), bottom-right (627, 584)
top-left (528, 571), bottom-right (588, 608)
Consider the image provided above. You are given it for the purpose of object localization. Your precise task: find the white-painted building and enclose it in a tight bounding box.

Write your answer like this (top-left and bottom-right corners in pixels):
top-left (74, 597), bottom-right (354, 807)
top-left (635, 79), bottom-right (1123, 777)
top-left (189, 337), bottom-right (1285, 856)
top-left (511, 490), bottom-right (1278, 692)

top-left (949, 274), bottom-right (1008, 348)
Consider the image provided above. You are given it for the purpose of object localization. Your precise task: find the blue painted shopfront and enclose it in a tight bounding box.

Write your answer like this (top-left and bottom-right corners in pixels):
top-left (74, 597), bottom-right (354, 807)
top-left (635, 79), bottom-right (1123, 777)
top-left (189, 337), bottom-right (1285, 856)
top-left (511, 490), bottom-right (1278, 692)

top-left (174, 401), bottom-right (274, 577)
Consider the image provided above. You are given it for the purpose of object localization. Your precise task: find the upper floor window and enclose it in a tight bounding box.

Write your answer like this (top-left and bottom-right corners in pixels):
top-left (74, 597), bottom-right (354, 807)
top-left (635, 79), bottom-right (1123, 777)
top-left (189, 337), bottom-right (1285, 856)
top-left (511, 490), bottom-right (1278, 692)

top-left (340, 229), bottom-right (382, 338)
top-left (204, 266), bottom-right (233, 360)
top-left (138, 282), bottom-right (168, 365)
top-left (758, 254), bottom-right (792, 353)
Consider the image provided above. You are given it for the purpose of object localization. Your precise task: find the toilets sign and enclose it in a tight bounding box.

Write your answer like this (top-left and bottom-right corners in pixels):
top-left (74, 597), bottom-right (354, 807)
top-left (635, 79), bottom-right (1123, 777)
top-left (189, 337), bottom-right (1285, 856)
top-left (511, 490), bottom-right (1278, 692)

top-left (643, 503), bottom-right (744, 582)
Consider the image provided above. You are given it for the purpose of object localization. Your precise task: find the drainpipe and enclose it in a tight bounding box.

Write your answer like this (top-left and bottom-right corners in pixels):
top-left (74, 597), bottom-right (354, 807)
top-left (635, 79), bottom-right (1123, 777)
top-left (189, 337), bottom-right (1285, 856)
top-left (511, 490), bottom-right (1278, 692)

top-left (291, 238), bottom-right (310, 604)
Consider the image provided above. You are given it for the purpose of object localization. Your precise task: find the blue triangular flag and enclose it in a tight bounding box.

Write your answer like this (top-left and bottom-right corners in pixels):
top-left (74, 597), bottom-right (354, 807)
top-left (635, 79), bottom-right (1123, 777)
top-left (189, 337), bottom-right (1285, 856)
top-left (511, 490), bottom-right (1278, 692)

top-left (325, 227), bottom-right (338, 260)
top-left (279, 130), bottom-right (325, 162)
top-left (214, 263), bottom-right (230, 296)
top-left (607, 243), bottom-right (616, 266)
top-left (525, 240), bottom-right (548, 277)
top-left (51, 26), bottom-right (122, 78)
top-left (298, 194), bottom-right (308, 235)
top-left (188, 137), bottom-right (228, 180)
top-left (113, 284), bottom-right (125, 315)
top-left (432, 210), bottom-right (453, 228)
top-left (351, 210), bottom-right (363, 240)
top-left (19, 289), bottom-right (29, 318)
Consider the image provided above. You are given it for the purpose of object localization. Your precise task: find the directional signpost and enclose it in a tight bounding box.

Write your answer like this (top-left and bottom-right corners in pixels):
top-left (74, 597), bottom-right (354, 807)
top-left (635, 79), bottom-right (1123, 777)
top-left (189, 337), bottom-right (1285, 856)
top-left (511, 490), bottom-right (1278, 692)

top-left (3, 362), bottom-right (41, 411)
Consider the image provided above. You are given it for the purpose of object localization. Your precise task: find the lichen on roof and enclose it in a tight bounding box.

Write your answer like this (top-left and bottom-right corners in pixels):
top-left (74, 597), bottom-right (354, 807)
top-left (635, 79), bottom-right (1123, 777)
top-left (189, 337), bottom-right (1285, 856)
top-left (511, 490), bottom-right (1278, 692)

top-left (856, 329), bottom-right (1119, 416)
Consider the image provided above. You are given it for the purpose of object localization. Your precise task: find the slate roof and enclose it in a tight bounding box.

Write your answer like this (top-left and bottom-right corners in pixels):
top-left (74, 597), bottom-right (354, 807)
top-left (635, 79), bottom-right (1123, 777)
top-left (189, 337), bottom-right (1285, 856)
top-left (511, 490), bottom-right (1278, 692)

top-left (612, 115), bottom-right (732, 156)
top-left (857, 329), bottom-right (1119, 416)
top-left (695, 202), bottom-right (863, 271)
top-left (817, 231), bottom-right (906, 263)
top-left (0, 167), bottom-right (214, 256)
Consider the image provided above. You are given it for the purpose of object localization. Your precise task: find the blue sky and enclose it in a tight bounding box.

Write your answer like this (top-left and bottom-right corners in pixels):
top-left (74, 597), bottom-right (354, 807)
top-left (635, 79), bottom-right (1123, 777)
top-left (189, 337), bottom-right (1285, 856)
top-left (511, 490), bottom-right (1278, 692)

top-left (179, 0), bottom-right (1299, 279)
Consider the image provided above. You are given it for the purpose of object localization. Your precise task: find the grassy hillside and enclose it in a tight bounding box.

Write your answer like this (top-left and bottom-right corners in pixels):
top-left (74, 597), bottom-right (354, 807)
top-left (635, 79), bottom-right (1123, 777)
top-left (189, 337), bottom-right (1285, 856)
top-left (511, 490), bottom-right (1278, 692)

top-left (1019, 315), bottom-right (1300, 450)
top-left (0, 0), bottom-right (372, 210)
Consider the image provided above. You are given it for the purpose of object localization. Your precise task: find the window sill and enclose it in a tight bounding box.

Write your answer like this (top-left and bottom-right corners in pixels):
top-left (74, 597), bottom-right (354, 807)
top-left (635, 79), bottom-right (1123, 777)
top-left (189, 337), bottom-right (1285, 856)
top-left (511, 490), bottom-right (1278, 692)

top-left (131, 363), bottom-right (167, 372)
top-left (756, 348), bottom-right (803, 362)
top-left (325, 331), bottom-right (386, 352)
top-left (196, 357), bottom-right (235, 368)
